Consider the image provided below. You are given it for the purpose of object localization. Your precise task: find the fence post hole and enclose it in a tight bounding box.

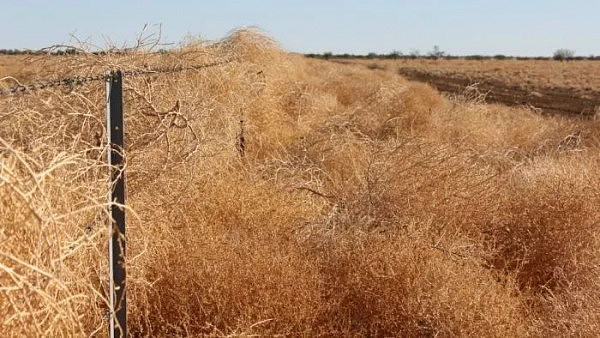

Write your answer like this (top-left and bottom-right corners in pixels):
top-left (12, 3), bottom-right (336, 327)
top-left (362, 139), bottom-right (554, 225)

top-left (106, 70), bottom-right (127, 338)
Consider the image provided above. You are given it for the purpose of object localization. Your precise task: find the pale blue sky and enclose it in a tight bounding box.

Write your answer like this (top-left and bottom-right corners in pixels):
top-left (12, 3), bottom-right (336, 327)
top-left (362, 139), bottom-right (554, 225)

top-left (2, 0), bottom-right (598, 56)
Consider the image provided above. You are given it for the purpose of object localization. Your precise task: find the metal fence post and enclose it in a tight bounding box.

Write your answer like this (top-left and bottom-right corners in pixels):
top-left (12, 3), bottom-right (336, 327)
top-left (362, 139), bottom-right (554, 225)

top-left (106, 70), bottom-right (127, 338)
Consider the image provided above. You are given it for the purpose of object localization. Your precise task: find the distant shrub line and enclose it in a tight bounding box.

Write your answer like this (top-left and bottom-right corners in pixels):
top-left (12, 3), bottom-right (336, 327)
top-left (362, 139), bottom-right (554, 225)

top-left (2, 47), bottom-right (598, 61)
top-left (305, 52), bottom-right (600, 61)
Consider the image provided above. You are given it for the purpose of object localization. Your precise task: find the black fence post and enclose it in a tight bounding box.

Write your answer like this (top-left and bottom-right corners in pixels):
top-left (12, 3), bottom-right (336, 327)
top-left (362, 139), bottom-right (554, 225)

top-left (106, 70), bottom-right (127, 338)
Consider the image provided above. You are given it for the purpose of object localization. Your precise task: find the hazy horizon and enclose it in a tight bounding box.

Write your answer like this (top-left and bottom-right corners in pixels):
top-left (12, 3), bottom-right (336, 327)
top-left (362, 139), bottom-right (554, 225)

top-left (2, 0), bottom-right (599, 57)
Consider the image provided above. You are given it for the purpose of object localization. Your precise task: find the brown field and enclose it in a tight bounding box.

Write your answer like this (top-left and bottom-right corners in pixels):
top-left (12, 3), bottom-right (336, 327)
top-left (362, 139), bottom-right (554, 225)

top-left (2, 31), bottom-right (600, 336)
top-left (341, 58), bottom-right (600, 116)
top-left (0, 55), bottom-right (36, 82)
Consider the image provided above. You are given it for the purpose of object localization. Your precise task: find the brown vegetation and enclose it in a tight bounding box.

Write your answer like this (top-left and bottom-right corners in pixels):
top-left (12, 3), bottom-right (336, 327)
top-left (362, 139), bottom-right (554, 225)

top-left (1, 30), bottom-right (600, 336)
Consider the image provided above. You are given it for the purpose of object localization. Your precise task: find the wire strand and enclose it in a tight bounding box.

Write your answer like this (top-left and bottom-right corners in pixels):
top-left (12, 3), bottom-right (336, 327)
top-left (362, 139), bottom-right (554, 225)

top-left (0, 59), bottom-right (232, 97)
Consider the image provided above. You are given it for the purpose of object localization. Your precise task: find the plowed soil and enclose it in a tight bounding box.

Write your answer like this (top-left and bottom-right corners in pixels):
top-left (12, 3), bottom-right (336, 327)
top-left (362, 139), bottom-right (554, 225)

top-left (399, 67), bottom-right (600, 116)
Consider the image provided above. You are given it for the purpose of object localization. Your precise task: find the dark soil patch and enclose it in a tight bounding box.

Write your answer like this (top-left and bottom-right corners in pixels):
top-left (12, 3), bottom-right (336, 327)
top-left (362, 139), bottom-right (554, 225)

top-left (398, 67), bottom-right (600, 117)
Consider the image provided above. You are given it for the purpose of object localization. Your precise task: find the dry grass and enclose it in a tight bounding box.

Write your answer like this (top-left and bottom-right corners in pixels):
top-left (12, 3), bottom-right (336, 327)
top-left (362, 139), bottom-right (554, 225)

top-left (0, 55), bottom-right (38, 86)
top-left (1, 29), bottom-right (600, 336)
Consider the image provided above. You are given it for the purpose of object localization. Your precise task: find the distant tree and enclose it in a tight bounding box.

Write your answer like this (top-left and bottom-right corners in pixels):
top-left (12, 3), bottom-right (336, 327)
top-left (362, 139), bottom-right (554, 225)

top-left (553, 48), bottom-right (575, 61)
top-left (389, 50), bottom-right (402, 59)
top-left (323, 52), bottom-right (333, 60)
top-left (428, 45), bottom-right (446, 59)
top-left (367, 52), bottom-right (378, 59)
top-left (493, 54), bottom-right (508, 60)
top-left (409, 49), bottom-right (420, 59)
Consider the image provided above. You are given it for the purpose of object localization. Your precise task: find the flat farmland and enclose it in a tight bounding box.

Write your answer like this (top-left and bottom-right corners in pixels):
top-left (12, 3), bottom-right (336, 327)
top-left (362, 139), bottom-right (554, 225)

top-left (3, 31), bottom-right (600, 336)
top-left (341, 58), bottom-right (600, 116)
top-left (0, 55), bottom-right (35, 81)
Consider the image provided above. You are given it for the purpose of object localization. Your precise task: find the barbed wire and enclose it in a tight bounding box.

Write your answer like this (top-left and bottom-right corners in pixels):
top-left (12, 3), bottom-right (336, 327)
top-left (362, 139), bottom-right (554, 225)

top-left (0, 73), bottom-right (108, 96)
top-left (0, 59), bottom-right (233, 97)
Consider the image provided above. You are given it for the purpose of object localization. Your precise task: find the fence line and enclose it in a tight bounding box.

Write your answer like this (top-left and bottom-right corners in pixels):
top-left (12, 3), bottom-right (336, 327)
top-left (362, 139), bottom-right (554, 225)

top-left (0, 59), bottom-right (232, 96)
top-left (1, 59), bottom-right (233, 337)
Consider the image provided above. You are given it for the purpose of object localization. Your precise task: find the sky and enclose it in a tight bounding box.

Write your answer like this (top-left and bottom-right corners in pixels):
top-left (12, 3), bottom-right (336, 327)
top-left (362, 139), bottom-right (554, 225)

top-left (2, 0), bottom-right (599, 57)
